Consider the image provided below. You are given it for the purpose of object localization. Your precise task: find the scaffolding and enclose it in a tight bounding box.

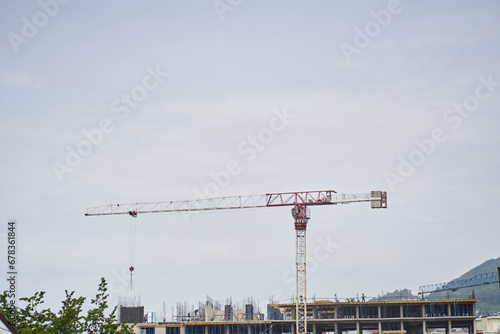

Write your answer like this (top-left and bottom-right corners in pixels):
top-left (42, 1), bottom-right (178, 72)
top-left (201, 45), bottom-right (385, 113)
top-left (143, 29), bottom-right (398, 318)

top-left (172, 296), bottom-right (263, 323)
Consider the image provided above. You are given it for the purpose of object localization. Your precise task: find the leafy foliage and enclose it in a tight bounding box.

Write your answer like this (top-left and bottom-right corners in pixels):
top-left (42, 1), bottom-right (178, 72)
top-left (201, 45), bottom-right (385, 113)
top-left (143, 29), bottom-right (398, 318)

top-left (0, 278), bottom-right (134, 334)
top-left (369, 288), bottom-right (417, 302)
top-left (381, 288), bottom-right (414, 298)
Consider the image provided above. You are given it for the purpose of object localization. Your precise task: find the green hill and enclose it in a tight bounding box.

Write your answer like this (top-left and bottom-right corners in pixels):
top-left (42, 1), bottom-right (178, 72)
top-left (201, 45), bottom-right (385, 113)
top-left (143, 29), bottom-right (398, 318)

top-left (373, 258), bottom-right (500, 314)
top-left (428, 257), bottom-right (500, 314)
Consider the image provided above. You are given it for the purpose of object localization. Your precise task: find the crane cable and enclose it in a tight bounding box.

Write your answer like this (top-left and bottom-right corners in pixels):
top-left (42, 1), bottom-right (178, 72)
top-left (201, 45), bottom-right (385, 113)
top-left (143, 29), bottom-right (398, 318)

top-left (126, 215), bottom-right (136, 297)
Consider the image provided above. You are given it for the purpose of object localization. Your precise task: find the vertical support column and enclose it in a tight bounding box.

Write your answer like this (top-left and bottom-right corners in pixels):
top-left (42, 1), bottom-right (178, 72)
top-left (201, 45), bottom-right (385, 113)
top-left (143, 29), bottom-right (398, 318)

top-left (335, 322), bottom-right (339, 334)
top-left (377, 304), bottom-right (382, 334)
top-left (205, 325), bottom-right (209, 334)
top-left (294, 204), bottom-right (308, 334)
top-left (356, 322), bottom-right (361, 334)
top-left (422, 320), bottom-right (426, 334)
top-left (448, 320), bottom-right (452, 334)
top-left (313, 323), bottom-right (317, 334)
top-left (400, 304), bottom-right (404, 334)
top-left (181, 325), bottom-right (186, 334)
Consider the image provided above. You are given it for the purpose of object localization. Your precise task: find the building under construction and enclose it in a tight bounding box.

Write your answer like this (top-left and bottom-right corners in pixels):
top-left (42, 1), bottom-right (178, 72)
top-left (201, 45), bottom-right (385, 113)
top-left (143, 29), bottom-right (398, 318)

top-left (135, 295), bottom-right (477, 334)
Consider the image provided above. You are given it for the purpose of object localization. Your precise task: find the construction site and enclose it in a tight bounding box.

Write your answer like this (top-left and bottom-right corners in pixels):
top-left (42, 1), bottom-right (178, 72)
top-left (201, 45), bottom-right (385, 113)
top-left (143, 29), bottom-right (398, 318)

top-left (123, 294), bottom-right (477, 334)
top-left (85, 190), bottom-right (484, 334)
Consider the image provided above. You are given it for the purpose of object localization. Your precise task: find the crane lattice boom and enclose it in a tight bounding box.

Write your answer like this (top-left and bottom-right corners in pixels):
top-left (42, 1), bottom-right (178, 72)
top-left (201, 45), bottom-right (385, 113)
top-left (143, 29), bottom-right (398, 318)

top-left (85, 190), bottom-right (386, 216)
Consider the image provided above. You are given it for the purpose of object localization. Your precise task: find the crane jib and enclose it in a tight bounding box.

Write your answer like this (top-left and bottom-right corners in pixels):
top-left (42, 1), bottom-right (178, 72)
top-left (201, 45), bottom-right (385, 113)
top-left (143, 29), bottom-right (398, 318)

top-left (84, 190), bottom-right (387, 216)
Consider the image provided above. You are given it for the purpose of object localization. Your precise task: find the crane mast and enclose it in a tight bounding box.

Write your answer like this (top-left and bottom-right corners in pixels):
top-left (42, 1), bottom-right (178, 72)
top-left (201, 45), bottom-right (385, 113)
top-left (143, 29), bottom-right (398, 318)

top-left (292, 203), bottom-right (309, 334)
top-left (85, 189), bottom-right (387, 334)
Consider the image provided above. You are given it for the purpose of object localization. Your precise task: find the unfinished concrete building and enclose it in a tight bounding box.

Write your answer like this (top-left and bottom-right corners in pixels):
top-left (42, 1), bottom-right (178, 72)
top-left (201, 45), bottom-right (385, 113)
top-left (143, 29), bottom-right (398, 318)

top-left (136, 296), bottom-right (477, 334)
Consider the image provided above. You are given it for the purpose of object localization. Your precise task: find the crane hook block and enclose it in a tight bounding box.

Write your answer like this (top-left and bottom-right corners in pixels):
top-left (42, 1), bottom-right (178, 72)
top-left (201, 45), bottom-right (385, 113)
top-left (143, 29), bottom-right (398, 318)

top-left (128, 211), bottom-right (138, 217)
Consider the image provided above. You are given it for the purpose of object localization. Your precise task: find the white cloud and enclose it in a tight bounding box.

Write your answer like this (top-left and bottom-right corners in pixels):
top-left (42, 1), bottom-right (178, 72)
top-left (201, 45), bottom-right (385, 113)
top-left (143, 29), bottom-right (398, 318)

top-left (0, 71), bottom-right (45, 88)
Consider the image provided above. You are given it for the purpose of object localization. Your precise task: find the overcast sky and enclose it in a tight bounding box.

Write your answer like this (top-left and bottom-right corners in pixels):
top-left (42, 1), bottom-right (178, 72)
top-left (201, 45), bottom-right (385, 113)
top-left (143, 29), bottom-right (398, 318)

top-left (1, 0), bottom-right (499, 319)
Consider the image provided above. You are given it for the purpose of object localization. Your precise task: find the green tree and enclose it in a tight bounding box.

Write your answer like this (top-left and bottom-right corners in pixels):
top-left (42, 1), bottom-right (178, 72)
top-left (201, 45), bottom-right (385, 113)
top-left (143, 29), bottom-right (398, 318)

top-left (51, 290), bottom-right (85, 333)
top-left (0, 278), bottom-right (134, 334)
top-left (1, 291), bottom-right (55, 333)
top-left (84, 278), bottom-right (134, 334)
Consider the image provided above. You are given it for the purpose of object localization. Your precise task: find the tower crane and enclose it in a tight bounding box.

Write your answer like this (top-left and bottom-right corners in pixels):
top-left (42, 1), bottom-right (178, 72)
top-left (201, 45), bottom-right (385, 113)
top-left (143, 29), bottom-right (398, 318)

top-left (418, 267), bottom-right (500, 295)
top-left (85, 189), bottom-right (387, 334)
